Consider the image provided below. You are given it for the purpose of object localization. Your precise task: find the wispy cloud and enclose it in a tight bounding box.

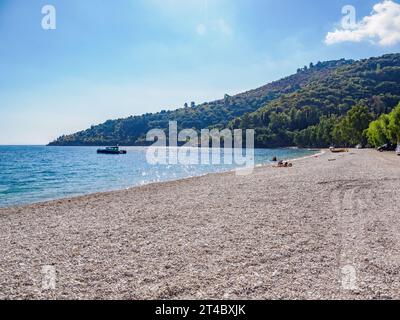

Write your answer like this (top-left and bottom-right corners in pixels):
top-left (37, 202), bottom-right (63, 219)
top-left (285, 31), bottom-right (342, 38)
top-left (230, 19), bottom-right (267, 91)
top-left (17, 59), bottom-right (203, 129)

top-left (325, 0), bottom-right (400, 46)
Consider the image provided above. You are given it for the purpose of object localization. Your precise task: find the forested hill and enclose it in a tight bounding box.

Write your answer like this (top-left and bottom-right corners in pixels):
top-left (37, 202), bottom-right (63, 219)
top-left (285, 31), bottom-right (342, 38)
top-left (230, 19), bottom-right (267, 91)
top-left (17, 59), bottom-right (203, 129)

top-left (49, 54), bottom-right (400, 148)
top-left (231, 53), bottom-right (400, 148)
top-left (48, 59), bottom-right (352, 146)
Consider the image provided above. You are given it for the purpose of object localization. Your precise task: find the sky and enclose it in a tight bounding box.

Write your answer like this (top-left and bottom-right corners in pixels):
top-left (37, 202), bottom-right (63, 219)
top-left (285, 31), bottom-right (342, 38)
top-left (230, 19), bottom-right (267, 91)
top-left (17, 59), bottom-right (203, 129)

top-left (0, 0), bottom-right (400, 144)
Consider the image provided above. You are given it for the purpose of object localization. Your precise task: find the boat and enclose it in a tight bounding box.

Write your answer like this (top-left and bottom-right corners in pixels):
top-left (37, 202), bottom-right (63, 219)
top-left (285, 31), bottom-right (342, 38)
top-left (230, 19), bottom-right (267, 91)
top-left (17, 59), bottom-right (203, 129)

top-left (97, 146), bottom-right (127, 155)
top-left (396, 144), bottom-right (400, 156)
top-left (329, 147), bottom-right (349, 153)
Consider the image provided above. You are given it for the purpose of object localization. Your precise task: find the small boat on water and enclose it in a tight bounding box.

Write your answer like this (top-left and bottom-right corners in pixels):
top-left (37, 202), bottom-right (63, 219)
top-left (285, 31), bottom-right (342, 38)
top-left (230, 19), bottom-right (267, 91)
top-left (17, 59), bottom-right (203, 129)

top-left (97, 146), bottom-right (127, 155)
top-left (396, 144), bottom-right (400, 156)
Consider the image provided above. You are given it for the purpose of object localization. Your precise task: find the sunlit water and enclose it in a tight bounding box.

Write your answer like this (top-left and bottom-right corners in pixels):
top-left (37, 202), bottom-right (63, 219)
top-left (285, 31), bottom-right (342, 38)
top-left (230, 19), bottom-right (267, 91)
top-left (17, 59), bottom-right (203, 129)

top-left (0, 146), bottom-right (319, 207)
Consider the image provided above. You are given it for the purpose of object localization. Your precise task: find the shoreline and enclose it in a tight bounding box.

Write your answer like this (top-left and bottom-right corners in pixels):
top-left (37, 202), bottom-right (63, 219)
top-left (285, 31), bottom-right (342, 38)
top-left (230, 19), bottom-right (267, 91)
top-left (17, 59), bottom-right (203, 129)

top-left (1, 149), bottom-right (399, 299)
top-left (0, 148), bottom-right (321, 210)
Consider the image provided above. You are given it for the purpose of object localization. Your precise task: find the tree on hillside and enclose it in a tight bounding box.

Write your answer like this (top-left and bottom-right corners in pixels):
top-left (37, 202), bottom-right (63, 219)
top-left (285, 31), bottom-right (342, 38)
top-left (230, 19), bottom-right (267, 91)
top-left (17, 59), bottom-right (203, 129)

top-left (366, 103), bottom-right (400, 147)
top-left (294, 116), bottom-right (339, 148)
top-left (388, 104), bottom-right (400, 143)
top-left (366, 114), bottom-right (391, 147)
top-left (333, 105), bottom-right (373, 146)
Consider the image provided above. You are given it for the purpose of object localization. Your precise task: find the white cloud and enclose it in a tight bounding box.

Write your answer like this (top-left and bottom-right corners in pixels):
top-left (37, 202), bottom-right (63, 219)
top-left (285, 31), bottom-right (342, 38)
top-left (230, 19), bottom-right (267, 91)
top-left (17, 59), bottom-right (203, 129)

top-left (325, 0), bottom-right (400, 46)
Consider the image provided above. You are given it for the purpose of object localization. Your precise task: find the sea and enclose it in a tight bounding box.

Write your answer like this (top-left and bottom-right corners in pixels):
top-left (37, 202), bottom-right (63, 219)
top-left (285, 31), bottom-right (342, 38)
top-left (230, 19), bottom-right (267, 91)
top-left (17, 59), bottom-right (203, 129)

top-left (0, 146), bottom-right (319, 208)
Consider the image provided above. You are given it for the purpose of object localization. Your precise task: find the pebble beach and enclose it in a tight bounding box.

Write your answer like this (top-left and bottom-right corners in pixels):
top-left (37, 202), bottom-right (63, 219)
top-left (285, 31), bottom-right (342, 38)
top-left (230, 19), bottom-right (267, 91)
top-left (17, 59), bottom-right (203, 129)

top-left (1, 149), bottom-right (400, 300)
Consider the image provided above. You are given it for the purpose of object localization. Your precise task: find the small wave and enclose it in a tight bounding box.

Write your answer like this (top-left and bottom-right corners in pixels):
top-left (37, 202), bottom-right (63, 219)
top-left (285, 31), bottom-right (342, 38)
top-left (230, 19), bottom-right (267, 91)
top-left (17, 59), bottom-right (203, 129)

top-left (0, 185), bottom-right (10, 193)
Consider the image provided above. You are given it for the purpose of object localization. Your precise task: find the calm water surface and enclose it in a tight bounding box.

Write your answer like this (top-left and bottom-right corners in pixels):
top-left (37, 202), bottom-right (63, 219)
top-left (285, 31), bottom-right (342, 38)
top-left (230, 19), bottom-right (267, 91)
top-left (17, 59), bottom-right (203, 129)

top-left (0, 146), bottom-right (319, 207)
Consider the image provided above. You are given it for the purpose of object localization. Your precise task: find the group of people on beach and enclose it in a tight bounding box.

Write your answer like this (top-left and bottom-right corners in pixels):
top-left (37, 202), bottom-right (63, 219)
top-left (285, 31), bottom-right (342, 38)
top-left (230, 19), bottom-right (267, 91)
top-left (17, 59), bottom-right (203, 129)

top-left (277, 160), bottom-right (293, 168)
top-left (272, 156), bottom-right (293, 168)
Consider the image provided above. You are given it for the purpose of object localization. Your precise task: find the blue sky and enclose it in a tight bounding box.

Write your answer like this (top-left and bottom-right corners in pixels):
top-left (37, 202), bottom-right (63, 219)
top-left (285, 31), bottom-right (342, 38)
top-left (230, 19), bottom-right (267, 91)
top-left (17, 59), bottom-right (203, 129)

top-left (0, 0), bottom-right (399, 144)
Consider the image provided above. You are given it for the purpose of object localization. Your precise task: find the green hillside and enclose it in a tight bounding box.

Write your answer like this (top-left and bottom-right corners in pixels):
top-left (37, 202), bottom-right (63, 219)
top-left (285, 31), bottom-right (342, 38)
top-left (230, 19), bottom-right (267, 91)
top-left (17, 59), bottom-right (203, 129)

top-left (231, 54), bottom-right (400, 148)
top-left (49, 54), bottom-right (400, 148)
top-left (48, 59), bottom-right (352, 146)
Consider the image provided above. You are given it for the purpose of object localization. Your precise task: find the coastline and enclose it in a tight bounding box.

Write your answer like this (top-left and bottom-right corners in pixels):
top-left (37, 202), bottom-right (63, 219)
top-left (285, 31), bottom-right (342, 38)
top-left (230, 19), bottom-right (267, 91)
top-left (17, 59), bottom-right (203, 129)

top-left (0, 148), bottom-right (321, 210)
top-left (1, 149), bottom-right (399, 299)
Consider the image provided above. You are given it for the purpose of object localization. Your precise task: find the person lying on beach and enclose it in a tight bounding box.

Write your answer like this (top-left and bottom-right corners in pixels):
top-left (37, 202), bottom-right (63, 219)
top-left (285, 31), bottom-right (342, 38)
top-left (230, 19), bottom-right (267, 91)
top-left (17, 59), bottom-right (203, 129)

top-left (276, 161), bottom-right (293, 168)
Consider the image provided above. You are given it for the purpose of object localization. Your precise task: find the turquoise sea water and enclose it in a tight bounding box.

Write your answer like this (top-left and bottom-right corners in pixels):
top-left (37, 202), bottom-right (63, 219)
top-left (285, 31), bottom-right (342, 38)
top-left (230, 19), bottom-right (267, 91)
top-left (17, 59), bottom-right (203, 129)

top-left (0, 146), bottom-right (318, 208)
